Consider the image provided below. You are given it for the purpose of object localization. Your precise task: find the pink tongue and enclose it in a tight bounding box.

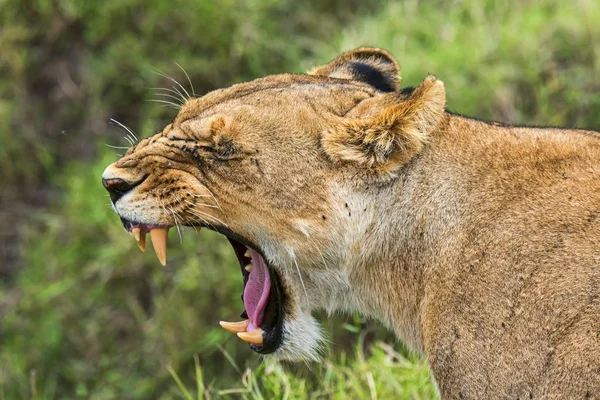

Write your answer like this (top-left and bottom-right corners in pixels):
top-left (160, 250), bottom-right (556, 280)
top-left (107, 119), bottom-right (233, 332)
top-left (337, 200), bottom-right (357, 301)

top-left (243, 250), bottom-right (271, 331)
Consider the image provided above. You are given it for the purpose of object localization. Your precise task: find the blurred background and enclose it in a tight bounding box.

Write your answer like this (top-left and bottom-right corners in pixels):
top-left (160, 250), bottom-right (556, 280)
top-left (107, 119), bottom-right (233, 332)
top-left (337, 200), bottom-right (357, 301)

top-left (0, 0), bottom-right (598, 398)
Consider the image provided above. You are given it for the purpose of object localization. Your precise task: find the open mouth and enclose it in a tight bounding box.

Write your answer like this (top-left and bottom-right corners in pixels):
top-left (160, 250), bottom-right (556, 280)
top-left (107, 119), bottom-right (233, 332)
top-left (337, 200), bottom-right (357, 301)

top-left (119, 218), bottom-right (285, 354)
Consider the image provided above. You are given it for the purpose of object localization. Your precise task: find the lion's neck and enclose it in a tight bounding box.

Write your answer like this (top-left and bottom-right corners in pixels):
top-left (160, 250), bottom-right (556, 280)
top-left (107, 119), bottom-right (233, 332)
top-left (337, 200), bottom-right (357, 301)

top-left (333, 113), bottom-right (600, 353)
top-left (331, 119), bottom-right (471, 353)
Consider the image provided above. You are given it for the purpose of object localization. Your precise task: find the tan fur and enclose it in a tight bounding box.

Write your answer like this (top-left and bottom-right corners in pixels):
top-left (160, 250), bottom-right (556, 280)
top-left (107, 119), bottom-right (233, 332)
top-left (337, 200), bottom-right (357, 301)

top-left (322, 75), bottom-right (445, 176)
top-left (103, 48), bottom-right (600, 398)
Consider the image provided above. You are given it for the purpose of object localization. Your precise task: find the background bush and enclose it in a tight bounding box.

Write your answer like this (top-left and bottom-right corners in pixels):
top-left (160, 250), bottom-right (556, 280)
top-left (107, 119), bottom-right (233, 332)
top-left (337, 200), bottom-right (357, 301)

top-left (0, 0), bottom-right (598, 398)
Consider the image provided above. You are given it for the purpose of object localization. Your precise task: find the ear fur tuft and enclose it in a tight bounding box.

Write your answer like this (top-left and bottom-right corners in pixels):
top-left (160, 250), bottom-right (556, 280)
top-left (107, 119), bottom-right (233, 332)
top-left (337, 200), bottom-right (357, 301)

top-left (321, 75), bottom-right (446, 176)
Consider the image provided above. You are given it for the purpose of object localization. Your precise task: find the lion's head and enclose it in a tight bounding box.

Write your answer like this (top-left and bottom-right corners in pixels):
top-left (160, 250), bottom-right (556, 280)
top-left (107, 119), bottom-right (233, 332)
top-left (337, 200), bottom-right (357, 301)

top-left (102, 48), bottom-right (446, 360)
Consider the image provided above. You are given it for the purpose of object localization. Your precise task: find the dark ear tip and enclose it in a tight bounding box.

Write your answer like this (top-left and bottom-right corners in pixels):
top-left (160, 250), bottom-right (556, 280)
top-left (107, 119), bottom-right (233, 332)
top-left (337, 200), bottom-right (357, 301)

top-left (348, 61), bottom-right (396, 92)
top-left (341, 47), bottom-right (398, 68)
top-left (309, 47), bottom-right (401, 92)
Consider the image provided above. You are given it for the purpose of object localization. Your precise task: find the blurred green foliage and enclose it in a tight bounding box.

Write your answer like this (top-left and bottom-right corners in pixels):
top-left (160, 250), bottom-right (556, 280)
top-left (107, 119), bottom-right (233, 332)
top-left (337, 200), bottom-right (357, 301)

top-left (0, 0), bottom-right (598, 398)
top-left (0, 0), bottom-right (371, 195)
top-left (331, 0), bottom-right (600, 128)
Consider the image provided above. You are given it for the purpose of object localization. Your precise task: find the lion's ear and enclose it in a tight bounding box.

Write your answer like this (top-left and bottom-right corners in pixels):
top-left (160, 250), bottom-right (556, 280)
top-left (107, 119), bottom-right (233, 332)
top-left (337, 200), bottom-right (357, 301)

top-left (308, 47), bottom-right (400, 92)
top-left (321, 75), bottom-right (446, 177)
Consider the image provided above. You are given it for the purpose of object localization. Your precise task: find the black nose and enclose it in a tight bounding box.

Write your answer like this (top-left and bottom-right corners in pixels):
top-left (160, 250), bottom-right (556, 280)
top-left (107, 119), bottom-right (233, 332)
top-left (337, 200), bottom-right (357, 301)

top-left (102, 177), bottom-right (136, 203)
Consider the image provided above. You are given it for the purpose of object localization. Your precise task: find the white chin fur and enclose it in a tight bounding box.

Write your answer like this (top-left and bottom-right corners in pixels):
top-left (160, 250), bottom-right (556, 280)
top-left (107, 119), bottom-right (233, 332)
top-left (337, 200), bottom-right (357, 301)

top-left (268, 313), bottom-right (325, 362)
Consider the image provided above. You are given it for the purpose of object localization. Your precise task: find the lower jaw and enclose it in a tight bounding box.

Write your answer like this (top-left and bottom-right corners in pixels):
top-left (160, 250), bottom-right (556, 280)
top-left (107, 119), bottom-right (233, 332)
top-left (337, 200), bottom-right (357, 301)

top-left (225, 238), bottom-right (285, 354)
top-left (118, 217), bottom-right (286, 353)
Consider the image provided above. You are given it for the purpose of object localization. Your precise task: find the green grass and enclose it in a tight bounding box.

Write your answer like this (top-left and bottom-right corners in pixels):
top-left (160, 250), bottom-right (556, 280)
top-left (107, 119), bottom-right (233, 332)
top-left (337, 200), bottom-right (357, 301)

top-left (166, 340), bottom-right (435, 399)
top-left (1, 0), bottom-right (599, 398)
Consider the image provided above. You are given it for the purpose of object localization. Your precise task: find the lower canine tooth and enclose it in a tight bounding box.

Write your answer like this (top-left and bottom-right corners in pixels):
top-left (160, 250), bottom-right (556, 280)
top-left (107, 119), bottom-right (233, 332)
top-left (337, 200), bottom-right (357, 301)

top-left (245, 264), bottom-right (253, 272)
top-left (136, 233), bottom-right (146, 252)
top-left (149, 228), bottom-right (169, 267)
top-left (219, 320), bottom-right (249, 334)
top-left (237, 328), bottom-right (264, 345)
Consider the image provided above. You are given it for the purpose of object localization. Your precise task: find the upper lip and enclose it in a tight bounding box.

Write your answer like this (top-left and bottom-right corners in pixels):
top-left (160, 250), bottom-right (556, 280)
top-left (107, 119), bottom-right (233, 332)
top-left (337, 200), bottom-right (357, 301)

top-left (118, 217), bottom-right (285, 354)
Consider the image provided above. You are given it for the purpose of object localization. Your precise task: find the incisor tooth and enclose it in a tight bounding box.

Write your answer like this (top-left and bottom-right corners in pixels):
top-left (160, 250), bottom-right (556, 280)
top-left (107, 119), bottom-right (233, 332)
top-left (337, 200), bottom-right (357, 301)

top-left (219, 320), bottom-right (249, 334)
top-left (149, 228), bottom-right (168, 267)
top-left (237, 328), bottom-right (264, 345)
top-left (244, 248), bottom-right (251, 258)
top-left (245, 263), bottom-right (253, 273)
top-left (137, 233), bottom-right (146, 252)
top-left (131, 227), bottom-right (141, 241)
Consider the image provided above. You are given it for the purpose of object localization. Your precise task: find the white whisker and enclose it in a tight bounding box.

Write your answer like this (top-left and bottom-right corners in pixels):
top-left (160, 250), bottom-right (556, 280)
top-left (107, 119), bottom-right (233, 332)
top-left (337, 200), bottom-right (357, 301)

top-left (169, 205), bottom-right (184, 244)
top-left (154, 104), bottom-right (179, 111)
top-left (307, 236), bottom-right (329, 270)
top-left (184, 188), bottom-right (221, 210)
top-left (176, 62), bottom-right (196, 98)
top-left (187, 209), bottom-right (219, 231)
top-left (151, 68), bottom-right (191, 100)
top-left (187, 207), bottom-right (229, 230)
top-left (145, 99), bottom-right (181, 110)
top-left (195, 184), bottom-right (222, 210)
top-left (185, 192), bottom-right (214, 198)
top-left (153, 92), bottom-right (185, 105)
top-left (186, 215), bottom-right (208, 231)
top-left (105, 144), bottom-right (129, 150)
top-left (109, 118), bottom-right (138, 142)
top-left (123, 135), bottom-right (135, 146)
top-left (150, 87), bottom-right (187, 103)
top-left (183, 199), bottom-right (219, 209)
top-left (169, 85), bottom-right (188, 104)
top-left (291, 255), bottom-right (309, 300)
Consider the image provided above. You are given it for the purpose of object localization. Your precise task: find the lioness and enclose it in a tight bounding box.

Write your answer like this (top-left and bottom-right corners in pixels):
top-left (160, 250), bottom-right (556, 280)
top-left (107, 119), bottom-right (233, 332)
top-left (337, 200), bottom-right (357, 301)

top-left (102, 48), bottom-right (600, 398)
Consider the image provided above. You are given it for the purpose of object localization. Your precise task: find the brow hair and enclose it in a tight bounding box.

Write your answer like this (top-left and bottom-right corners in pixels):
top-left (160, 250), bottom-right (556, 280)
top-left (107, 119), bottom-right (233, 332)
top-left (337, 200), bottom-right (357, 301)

top-left (175, 73), bottom-right (375, 122)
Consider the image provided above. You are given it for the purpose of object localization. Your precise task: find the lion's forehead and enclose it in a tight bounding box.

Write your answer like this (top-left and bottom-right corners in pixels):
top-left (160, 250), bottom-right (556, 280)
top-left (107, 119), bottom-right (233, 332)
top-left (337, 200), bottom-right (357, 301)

top-left (175, 74), bottom-right (376, 123)
top-left (121, 73), bottom-right (380, 160)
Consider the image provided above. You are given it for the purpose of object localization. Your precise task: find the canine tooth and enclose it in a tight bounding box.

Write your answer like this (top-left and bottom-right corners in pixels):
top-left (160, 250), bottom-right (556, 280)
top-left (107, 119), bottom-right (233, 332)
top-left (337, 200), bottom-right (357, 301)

top-left (237, 328), bottom-right (264, 345)
top-left (244, 248), bottom-right (251, 258)
top-left (219, 320), bottom-right (249, 334)
top-left (137, 233), bottom-right (146, 252)
top-left (131, 228), bottom-right (141, 241)
top-left (149, 228), bottom-right (168, 267)
top-left (245, 263), bottom-right (253, 273)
